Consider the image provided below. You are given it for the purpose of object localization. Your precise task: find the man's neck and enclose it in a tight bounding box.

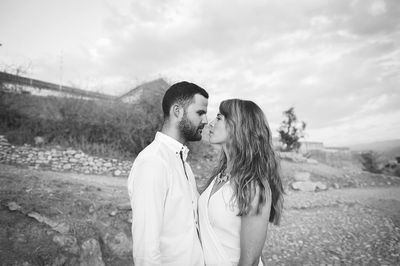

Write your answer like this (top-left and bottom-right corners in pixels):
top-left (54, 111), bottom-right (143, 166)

top-left (161, 125), bottom-right (186, 145)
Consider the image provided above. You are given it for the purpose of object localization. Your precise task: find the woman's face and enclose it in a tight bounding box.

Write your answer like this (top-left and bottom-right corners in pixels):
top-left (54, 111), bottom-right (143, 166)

top-left (209, 113), bottom-right (229, 145)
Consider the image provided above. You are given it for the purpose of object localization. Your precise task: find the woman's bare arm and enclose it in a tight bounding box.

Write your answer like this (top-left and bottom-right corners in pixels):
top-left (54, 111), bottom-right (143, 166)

top-left (238, 186), bottom-right (271, 266)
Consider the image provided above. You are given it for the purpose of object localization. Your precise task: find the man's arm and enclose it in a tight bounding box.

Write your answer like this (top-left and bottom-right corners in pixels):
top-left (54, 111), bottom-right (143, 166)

top-left (128, 158), bottom-right (168, 266)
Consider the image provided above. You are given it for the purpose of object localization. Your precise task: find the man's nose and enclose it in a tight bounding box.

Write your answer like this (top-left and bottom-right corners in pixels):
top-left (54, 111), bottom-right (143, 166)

top-left (201, 115), bottom-right (208, 124)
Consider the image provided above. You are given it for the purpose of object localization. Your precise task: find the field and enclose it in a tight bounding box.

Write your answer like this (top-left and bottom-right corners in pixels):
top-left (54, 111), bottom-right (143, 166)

top-left (1, 154), bottom-right (400, 265)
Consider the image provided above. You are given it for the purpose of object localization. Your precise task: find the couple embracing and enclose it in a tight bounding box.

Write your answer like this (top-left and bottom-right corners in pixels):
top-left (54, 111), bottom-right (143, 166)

top-left (127, 81), bottom-right (284, 266)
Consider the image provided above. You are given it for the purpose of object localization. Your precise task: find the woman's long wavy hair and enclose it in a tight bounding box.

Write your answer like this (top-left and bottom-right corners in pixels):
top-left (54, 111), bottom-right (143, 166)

top-left (211, 99), bottom-right (284, 225)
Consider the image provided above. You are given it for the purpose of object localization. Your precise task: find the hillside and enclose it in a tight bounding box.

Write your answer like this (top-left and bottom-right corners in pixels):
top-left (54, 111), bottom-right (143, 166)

top-left (118, 78), bottom-right (169, 104)
top-left (0, 78), bottom-right (170, 158)
top-left (350, 139), bottom-right (400, 159)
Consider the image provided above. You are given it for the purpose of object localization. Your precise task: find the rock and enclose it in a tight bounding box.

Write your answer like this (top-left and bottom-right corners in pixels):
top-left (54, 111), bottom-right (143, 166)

top-left (66, 149), bottom-right (77, 155)
top-left (34, 136), bottom-right (45, 146)
top-left (109, 210), bottom-right (118, 216)
top-left (7, 201), bottom-right (22, 211)
top-left (315, 182), bottom-right (328, 191)
top-left (291, 181), bottom-right (317, 192)
top-left (0, 136), bottom-right (133, 178)
top-left (88, 205), bottom-right (96, 214)
top-left (79, 238), bottom-right (105, 266)
top-left (69, 158), bottom-right (79, 163)
top-left (53, 235), bottom-right (79, 255)
top-left (294, 172), bottom-right (311, 182)
top-left (117, 203), bottom-right (131, 210)
top-left (102, 232), bottom-right (132, 257)
top-left (51, 254), bottom-right (68, 266)
top-left (16, 233), bottom-right (27, 243)
top-left (63, 164), bottom-right (72, 170)
top-left (113, 170), bottom-right (122, 177)
top-left (126, 212), bottom-right (132, 223)
top-left (52, 222), bottom-right (70, 234)
top-left (27, 212), bottom-right (69, 234)
top-left (27, 212), bottom-right (45, 222)
top-left (306, 158), bottom-right (318, 164)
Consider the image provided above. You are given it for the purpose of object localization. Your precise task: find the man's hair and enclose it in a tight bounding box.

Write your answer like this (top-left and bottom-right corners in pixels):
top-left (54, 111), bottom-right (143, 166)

top-left (162, 81), bottom-right (209, 118)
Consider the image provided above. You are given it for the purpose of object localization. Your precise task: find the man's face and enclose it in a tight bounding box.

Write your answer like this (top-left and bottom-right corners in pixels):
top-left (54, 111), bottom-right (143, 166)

top-left (179, 94), bottom-right (208, 141)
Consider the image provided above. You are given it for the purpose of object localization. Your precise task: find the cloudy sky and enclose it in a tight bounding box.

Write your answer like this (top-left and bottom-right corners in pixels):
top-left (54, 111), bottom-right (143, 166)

top-left (1, 0), bottom-right (399, 146)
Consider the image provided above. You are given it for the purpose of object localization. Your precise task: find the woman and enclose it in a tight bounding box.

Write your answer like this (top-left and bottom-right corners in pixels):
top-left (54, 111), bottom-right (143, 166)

top-left (198, 99), bottom-right (284, 266)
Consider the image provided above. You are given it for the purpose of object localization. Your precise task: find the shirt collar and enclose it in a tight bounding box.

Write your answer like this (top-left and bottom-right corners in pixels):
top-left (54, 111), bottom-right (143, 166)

top-left (155, 132), bottom-right (190, 161)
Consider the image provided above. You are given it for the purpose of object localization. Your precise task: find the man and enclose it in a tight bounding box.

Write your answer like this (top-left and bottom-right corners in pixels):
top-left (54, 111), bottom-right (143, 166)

top-left (127, 81), bottom-right (208, 266)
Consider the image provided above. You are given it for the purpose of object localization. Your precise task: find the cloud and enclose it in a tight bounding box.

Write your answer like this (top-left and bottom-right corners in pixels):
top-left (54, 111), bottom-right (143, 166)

top-left (368, 0), bottom-right (388, 16)
top-left (2, 0), bottom-right (399, 145)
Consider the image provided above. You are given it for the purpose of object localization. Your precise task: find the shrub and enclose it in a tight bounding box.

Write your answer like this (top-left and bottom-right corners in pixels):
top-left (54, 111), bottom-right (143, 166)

top-left (394, 165), bottom-right (400, 177)
top-left (359, 151), bottom-right (384, 174)
top-left (0, 92), bottom-right (162, 159)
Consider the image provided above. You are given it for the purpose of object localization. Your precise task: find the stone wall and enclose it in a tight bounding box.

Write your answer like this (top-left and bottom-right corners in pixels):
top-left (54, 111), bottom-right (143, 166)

top-left (0, 135), bottom-right (132, 177)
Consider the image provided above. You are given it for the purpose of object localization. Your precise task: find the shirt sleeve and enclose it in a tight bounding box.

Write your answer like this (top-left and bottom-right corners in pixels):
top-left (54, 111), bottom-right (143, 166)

top-left (128, 157), bottom-right (169, 266)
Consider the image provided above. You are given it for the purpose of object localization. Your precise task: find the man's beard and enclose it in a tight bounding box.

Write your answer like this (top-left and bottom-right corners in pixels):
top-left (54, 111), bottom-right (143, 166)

top-left (179, 113), bottom-right (203, 142)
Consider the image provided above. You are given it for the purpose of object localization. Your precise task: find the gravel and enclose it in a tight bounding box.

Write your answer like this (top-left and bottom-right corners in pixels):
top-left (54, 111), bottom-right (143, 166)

top-left (263, 188), bottom-right (400, 265)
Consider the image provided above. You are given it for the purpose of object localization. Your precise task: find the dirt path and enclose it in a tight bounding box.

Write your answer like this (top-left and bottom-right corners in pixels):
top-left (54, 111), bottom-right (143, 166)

top-left (1, 164), bottom-right (399, 265)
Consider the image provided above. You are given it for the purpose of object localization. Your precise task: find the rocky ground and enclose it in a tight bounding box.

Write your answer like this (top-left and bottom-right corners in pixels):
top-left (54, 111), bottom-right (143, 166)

top-left (1, 163), bottom-right (400, 266)
top-left (264, 188), bottom-right (400, 265)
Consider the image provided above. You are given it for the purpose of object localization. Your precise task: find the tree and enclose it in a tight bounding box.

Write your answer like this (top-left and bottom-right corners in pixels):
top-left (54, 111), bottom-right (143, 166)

top-left (278, 107), bottom-right (306, 151)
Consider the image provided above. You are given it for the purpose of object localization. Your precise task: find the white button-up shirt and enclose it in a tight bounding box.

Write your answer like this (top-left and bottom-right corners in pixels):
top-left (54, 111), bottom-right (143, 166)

top-left (128, 132), bottom-right (204, 266)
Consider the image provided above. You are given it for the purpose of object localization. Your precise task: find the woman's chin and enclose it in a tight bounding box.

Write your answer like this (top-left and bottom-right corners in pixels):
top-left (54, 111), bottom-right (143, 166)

top-left (209, 139), bottom-right (220, 146)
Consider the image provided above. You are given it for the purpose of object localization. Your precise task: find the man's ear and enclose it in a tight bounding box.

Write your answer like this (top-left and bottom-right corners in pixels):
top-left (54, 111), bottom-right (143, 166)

top-left (171, 104), bottom-right (183, 119)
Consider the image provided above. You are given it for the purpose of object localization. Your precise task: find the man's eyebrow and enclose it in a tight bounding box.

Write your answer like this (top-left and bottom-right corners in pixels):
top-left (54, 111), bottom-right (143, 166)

top-left (197, 110), bottom-right (207, 114)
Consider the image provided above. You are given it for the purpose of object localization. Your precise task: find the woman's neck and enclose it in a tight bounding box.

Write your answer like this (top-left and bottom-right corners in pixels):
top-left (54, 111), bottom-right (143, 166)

top-left (222, 144), bottom-right (231, 172)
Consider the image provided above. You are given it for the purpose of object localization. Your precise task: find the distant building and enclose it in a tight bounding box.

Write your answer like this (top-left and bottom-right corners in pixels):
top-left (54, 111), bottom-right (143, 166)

top-left (0, 71), bottom-right (115, 101)
top-left (325, 146), bottom-right (350, 152)
top-left (299, 141), bottom-right (324, 153)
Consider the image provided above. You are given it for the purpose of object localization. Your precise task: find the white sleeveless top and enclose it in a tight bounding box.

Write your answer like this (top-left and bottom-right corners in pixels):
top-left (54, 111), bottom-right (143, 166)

top-left (198, 177), bottom-right (263, 266)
